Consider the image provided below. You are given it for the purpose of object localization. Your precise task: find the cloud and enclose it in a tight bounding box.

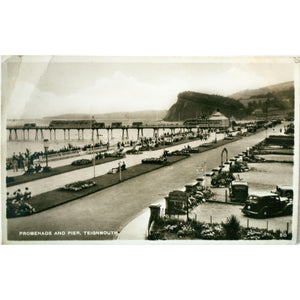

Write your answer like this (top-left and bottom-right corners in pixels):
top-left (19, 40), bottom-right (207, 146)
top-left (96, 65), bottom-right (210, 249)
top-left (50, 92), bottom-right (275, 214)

top-left (4, 61), bottom-right (294, 119)
top-left (9, 71), bottom-right (185, 118)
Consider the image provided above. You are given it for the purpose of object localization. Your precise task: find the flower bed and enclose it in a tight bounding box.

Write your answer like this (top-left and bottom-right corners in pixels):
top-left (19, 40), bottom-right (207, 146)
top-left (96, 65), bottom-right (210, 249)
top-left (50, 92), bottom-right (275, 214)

top-left (71, 159), bottom-right (92, 166)
top-left (142, 157), bottom-right (168, 164)
top-left (230, 161), bottom-right (249, 172)
top-left (7, 200), bottom-right (35, 218)
top-left (104, 152), bottom-right (125, 158)
top-left (62, 180), bottom-right (96, 192)
top-left (148, 215), bottom-right (292, 240)
top-left (211, 172), bottom-right (236, 187)
top-left (168, 149), bottom-right (191, 156)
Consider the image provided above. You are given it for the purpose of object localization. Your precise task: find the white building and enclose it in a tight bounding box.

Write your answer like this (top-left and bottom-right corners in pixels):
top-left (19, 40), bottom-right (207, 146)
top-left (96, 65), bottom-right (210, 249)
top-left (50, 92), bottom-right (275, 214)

top-left (208, 111), bottom-right (230, 129)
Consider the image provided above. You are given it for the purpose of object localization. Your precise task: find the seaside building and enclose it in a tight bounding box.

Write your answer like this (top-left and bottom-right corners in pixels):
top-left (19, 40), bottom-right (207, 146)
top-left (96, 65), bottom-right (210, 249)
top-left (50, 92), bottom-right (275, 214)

top-left (183, 110), bottom-right (230, 129)
top-left (208, 111), bottom-right (230, 129)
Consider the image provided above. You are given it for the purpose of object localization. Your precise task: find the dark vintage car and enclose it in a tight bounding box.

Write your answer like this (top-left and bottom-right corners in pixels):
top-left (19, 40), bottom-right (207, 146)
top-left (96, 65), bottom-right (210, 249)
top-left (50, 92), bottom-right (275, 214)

top-left (242, 192), bottom-right (293, 218)
top-left (272, 185), bottom-right (293, 199)
top-left (230, 180), bottom-right (248, 203)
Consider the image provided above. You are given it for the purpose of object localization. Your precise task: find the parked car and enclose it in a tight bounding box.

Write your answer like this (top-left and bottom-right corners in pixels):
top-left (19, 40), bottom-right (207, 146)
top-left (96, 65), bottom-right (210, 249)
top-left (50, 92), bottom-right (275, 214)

top-left (229, 180), bottom-right (248, 203)
top-left (271, 185), bottom-right (293, 199)
top-left (242, 192), bottom-right (293, 218)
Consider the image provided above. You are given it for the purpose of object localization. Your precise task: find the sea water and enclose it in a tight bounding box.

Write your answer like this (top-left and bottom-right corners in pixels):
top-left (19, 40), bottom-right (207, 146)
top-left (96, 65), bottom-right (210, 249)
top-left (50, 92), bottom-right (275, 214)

top-left (6, 119), bottom-right (185, 157)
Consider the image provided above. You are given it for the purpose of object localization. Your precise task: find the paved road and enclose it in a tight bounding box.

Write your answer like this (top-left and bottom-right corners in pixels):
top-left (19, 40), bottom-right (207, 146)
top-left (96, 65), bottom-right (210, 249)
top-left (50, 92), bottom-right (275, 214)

top-left (7, 133), bottom-right (222, 196)
top-left (6, 125), bottom-right (288, 241)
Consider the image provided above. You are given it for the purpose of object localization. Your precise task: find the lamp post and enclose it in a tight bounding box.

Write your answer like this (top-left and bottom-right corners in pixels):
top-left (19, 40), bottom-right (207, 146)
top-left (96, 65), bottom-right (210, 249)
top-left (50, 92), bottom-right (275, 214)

top-left (90, 115), bottom-right (96, 178)
top-left (118, 161), bottom-right (122, 182)
top-left (265, 96), bottom-right (270, 138)
top-left (43, 139), bottom-right (49, 168)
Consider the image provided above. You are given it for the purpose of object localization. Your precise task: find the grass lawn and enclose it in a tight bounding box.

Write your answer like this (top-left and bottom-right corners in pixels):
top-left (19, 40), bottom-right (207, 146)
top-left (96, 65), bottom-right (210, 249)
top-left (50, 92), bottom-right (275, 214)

top-left (24, 155), bottom-right (188, 214)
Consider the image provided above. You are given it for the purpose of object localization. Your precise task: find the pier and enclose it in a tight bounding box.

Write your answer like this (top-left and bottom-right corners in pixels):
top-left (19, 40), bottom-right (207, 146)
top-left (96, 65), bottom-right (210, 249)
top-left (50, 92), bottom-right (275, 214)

top-left (6, 124), bottom-right (205, 142)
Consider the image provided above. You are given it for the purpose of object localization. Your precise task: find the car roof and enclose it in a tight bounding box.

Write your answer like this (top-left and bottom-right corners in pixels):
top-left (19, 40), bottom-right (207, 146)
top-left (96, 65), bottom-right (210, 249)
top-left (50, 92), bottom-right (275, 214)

top-left (185, 181), bottom-right (199, 187)
top-left (249, 192), bottom-right (279, 197)
top-left (277, 185), bottom-right (293, 190)
top-left (232, 180), bottom-right (248, 186)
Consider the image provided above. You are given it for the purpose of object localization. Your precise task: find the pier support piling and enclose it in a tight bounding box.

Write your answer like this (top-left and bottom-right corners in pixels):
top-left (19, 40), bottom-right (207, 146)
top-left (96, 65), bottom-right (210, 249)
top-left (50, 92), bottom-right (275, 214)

top-left (107, 129), bottom-right (110, 144)
top-left (14, 129), bottom-right (18, 140)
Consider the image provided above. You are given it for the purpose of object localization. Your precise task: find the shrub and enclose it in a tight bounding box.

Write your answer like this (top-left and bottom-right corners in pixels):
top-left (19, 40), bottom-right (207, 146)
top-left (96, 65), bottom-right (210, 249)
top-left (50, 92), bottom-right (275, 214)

top-left (42, 166), bottom-right (52, 173)
top-left (7, 200), bottom-right (35, 218)
top-left (222, 215), bottom-right (241, 240)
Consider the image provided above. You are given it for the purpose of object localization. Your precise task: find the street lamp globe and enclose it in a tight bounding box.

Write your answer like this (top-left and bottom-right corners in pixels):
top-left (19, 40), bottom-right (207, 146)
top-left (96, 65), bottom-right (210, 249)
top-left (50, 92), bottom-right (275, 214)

top-left (43, 139), bottom-right (49, 150)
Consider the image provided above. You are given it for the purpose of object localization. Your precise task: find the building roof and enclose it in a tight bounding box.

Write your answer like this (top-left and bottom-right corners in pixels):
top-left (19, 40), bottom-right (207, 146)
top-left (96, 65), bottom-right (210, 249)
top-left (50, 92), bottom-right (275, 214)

top-left (209, 111), bottom-right (229, 121)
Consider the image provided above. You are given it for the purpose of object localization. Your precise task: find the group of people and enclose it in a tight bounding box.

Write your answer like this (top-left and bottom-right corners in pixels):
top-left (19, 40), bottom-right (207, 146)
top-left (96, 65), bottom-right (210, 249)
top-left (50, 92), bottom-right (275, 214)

top-left (6, 144), bottom-right (84, 171)
top-left (8, 152), bottom-right (29, 172)
top-left (6, 187), bottom-right (35, 218)
top-left (7, 187), bottom-right (32, 204)
top-left (7, 152), bottom-right (44, 174)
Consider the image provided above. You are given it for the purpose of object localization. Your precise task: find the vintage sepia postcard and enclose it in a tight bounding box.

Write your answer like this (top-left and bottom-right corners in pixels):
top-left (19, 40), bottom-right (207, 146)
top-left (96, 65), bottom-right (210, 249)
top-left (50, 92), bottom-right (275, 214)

top-left (1, 56), bottom-right (299, 244)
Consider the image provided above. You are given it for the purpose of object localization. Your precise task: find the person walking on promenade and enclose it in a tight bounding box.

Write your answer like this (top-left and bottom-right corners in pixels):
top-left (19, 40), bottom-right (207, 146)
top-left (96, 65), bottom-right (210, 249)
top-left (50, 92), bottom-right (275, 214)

top-left (19, 152), bottom-right (25, 171)
top-left (12, 152), bottom-right (18, 172)
top-left (24, 156), bottom-right (28, 171)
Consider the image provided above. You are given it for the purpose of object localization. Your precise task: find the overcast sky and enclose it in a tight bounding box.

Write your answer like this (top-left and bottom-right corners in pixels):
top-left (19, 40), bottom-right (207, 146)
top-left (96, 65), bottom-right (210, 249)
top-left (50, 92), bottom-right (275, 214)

top-left (2, 56), bottom-right (294, 119)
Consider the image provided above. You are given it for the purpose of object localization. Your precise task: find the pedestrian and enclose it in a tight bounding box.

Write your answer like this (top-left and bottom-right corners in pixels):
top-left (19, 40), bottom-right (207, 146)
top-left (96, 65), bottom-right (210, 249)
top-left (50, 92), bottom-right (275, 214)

top-left (16, 189), bottom-right (23, 202)
top-left (24, 187), bottom-right (31, 201)
top-left (6, 192), bottom-right (12, 202)
top-left (12, 152), bottom-right (18, 172)
top-left (11, 192), bottom-right (17, 204)
top-left (24, 156), bottom-right (28, 171)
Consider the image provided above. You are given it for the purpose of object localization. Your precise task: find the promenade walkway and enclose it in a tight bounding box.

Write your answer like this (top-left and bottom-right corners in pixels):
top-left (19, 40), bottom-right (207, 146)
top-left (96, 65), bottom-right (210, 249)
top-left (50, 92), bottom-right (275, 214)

top-left (6, 145), bottom-right (121, 177)
top-left (7, 133), bottom-right (222, 196)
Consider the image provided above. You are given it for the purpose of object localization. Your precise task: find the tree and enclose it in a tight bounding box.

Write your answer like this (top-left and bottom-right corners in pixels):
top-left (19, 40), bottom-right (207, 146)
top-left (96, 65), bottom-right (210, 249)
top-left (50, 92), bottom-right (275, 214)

top-left (222, 215), bottom-right (241, 240)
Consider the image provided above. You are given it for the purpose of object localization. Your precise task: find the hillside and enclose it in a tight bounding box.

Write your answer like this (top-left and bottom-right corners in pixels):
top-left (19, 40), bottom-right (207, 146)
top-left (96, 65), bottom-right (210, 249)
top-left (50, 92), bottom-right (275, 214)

top-left (164, 92), bottom-right (246, 121)
top-left (230, 81), bottom-right (294, 100)
top-left (44, 110), bottom-right (167, 121)
top-left (230, 81), bottom-right (294, 117)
